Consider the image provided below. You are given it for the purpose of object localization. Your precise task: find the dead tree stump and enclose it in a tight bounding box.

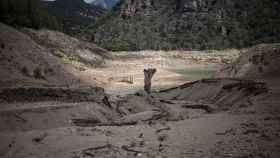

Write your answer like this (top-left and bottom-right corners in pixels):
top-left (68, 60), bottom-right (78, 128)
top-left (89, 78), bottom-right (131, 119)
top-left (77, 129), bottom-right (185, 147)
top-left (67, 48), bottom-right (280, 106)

top-left (144, 68), bottom-right (157, 94)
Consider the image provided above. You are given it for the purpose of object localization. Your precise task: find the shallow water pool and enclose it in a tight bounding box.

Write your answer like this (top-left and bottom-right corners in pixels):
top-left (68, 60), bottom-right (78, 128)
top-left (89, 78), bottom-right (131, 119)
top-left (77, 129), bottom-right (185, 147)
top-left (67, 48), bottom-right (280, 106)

top-left (173, 68), bottom-right (217, 81)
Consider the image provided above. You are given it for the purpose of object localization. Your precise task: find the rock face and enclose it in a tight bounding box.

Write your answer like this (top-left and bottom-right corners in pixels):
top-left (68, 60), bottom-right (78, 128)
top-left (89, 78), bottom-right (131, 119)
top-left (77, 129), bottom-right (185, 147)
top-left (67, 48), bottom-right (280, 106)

top-left (91, 0), bottom-right (280, 51)
top-left (91, 0), bottom-right (120, 10)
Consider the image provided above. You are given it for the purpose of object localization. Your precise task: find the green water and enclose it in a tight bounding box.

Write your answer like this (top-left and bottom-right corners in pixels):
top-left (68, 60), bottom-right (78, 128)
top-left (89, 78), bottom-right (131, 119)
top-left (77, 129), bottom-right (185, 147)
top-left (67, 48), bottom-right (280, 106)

top-left (174, 68), bottom-right (216, 81)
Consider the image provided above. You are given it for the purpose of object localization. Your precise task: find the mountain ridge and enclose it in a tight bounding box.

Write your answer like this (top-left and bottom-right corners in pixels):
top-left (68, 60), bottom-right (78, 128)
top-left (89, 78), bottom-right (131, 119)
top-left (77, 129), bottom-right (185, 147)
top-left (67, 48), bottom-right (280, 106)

top-left (41, 0), bottom-right (106, 34)
top-left (89, 0), bottom-right (280, 51)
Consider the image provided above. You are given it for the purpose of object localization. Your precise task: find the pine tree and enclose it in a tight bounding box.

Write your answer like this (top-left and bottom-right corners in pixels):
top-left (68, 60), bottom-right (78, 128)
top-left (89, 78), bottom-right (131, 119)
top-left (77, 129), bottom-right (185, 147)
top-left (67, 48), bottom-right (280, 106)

top-left (0, 0), bottom-right (63, 30)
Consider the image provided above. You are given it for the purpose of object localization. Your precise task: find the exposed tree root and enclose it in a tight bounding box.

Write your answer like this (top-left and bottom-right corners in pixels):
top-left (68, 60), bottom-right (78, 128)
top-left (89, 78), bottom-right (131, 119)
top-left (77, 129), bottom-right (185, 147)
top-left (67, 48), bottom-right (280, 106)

top-left (71, 118), bottom-right (101, 127)
top-left (32, 133), bottom-right (48, 144)
top-left (182, 104), bottom-right (215, 113)
top-left (71, 111), bottom-right (168, 127)
top-left (222, 80), bottom-right (268, 96)
top-left (121, 145), bottom-right (147, 154)
top-left (156, 127), bottom-right (171, 133)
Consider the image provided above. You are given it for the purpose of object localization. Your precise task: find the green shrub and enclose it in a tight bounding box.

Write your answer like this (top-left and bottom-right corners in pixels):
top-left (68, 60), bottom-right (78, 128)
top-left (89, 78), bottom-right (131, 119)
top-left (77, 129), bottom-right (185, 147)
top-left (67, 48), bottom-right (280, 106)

top-left (44, 68), bottom-right (53, 74)
top-left (21, 66), bottom-right (30, 76)
top-left (0, 43), bottom-right (5, 49)
top-left (0, 0), bottom-right (62, 30)
top-left (33, 67), bottom-right (45, 79)
top-left (101, 41), bottom-right (138, 51)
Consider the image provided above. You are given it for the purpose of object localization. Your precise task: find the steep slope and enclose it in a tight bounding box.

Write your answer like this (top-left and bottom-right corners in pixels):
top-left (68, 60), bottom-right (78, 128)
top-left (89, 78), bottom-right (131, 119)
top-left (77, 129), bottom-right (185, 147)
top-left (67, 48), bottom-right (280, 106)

top-left (0, 0), bottom-right (62, 30)
top-left (41, 0), bottom-right (105, 34)
top-left (0, 23), bottom-right (76, 87)
top-left (0, 23), bottom-right (110, 88)
top-left (217, 43), bottom-right (280, 79)
top-left (24, 28), bottom-right (111, 66)
top-left (90, 0), bottom-right (280, 51)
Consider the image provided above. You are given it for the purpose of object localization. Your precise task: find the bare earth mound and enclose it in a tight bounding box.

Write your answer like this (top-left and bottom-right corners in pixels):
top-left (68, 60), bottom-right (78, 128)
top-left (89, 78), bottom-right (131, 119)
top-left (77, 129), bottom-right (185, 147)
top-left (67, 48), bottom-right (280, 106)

top-left (217, 43), bottom-right (280, 79)
top-left (0, 23), bottom-right (110, 88)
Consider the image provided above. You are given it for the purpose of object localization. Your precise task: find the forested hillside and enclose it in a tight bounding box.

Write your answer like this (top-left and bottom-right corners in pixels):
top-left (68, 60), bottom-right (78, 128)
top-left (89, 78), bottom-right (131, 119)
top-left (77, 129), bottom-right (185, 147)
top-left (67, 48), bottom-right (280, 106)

top-left (89, 0), bottom-right (280, 51)
top-left (0, 0), bottom-right (63, 30)
top-left (41, 0), bottom-right (105, 35)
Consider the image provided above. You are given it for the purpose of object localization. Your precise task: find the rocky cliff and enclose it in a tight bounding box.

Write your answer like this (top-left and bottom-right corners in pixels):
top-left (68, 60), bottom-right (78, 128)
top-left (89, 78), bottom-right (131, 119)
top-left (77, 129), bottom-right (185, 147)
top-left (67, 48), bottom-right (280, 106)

top-left (91, 0), bottom-right (120, 10)
top-left (90, 0), bottom-right (280, 51)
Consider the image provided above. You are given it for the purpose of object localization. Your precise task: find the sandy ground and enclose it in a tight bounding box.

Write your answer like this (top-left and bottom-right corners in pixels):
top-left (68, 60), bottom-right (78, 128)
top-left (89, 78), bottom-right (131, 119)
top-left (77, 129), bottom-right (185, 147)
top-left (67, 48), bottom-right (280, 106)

top-left (1, 50), bottom-right (280, 158)
top-left (1, 113), bottom-right (275, 158)
top-left (0, 97), bottom-right (279, 158)
top-left (79, 50), bottom-right (238, 95)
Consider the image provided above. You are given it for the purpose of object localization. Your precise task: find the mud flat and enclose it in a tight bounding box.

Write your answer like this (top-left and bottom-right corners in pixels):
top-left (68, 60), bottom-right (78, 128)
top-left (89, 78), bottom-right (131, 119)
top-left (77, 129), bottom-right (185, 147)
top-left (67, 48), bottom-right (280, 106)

top-left (83, 49), bottom-right (240, 95)
top-left (0, 77), bottom-right (279, 158)
top-left (0, 44), bottom-right (279, 158)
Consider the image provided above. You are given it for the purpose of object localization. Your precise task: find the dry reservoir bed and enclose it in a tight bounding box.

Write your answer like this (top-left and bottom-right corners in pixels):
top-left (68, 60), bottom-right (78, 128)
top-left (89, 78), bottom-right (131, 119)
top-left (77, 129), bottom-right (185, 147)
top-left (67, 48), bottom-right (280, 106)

top-left (0, 78), bottom-right (279, 158)
top-left (79, 50), bottom-right (240, 95)
top-left (1, 50), bottom-right (280, 158)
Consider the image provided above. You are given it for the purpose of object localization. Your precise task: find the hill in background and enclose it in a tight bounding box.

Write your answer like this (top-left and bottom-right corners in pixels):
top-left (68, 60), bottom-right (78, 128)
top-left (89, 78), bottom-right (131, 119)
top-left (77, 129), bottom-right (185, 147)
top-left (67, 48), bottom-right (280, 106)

top-left (0, 0), bottom-right (62, 30)
top-left (88, 0), bottom-right (280, 51)
top-left (40, 0), bottom-right (106, 35)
